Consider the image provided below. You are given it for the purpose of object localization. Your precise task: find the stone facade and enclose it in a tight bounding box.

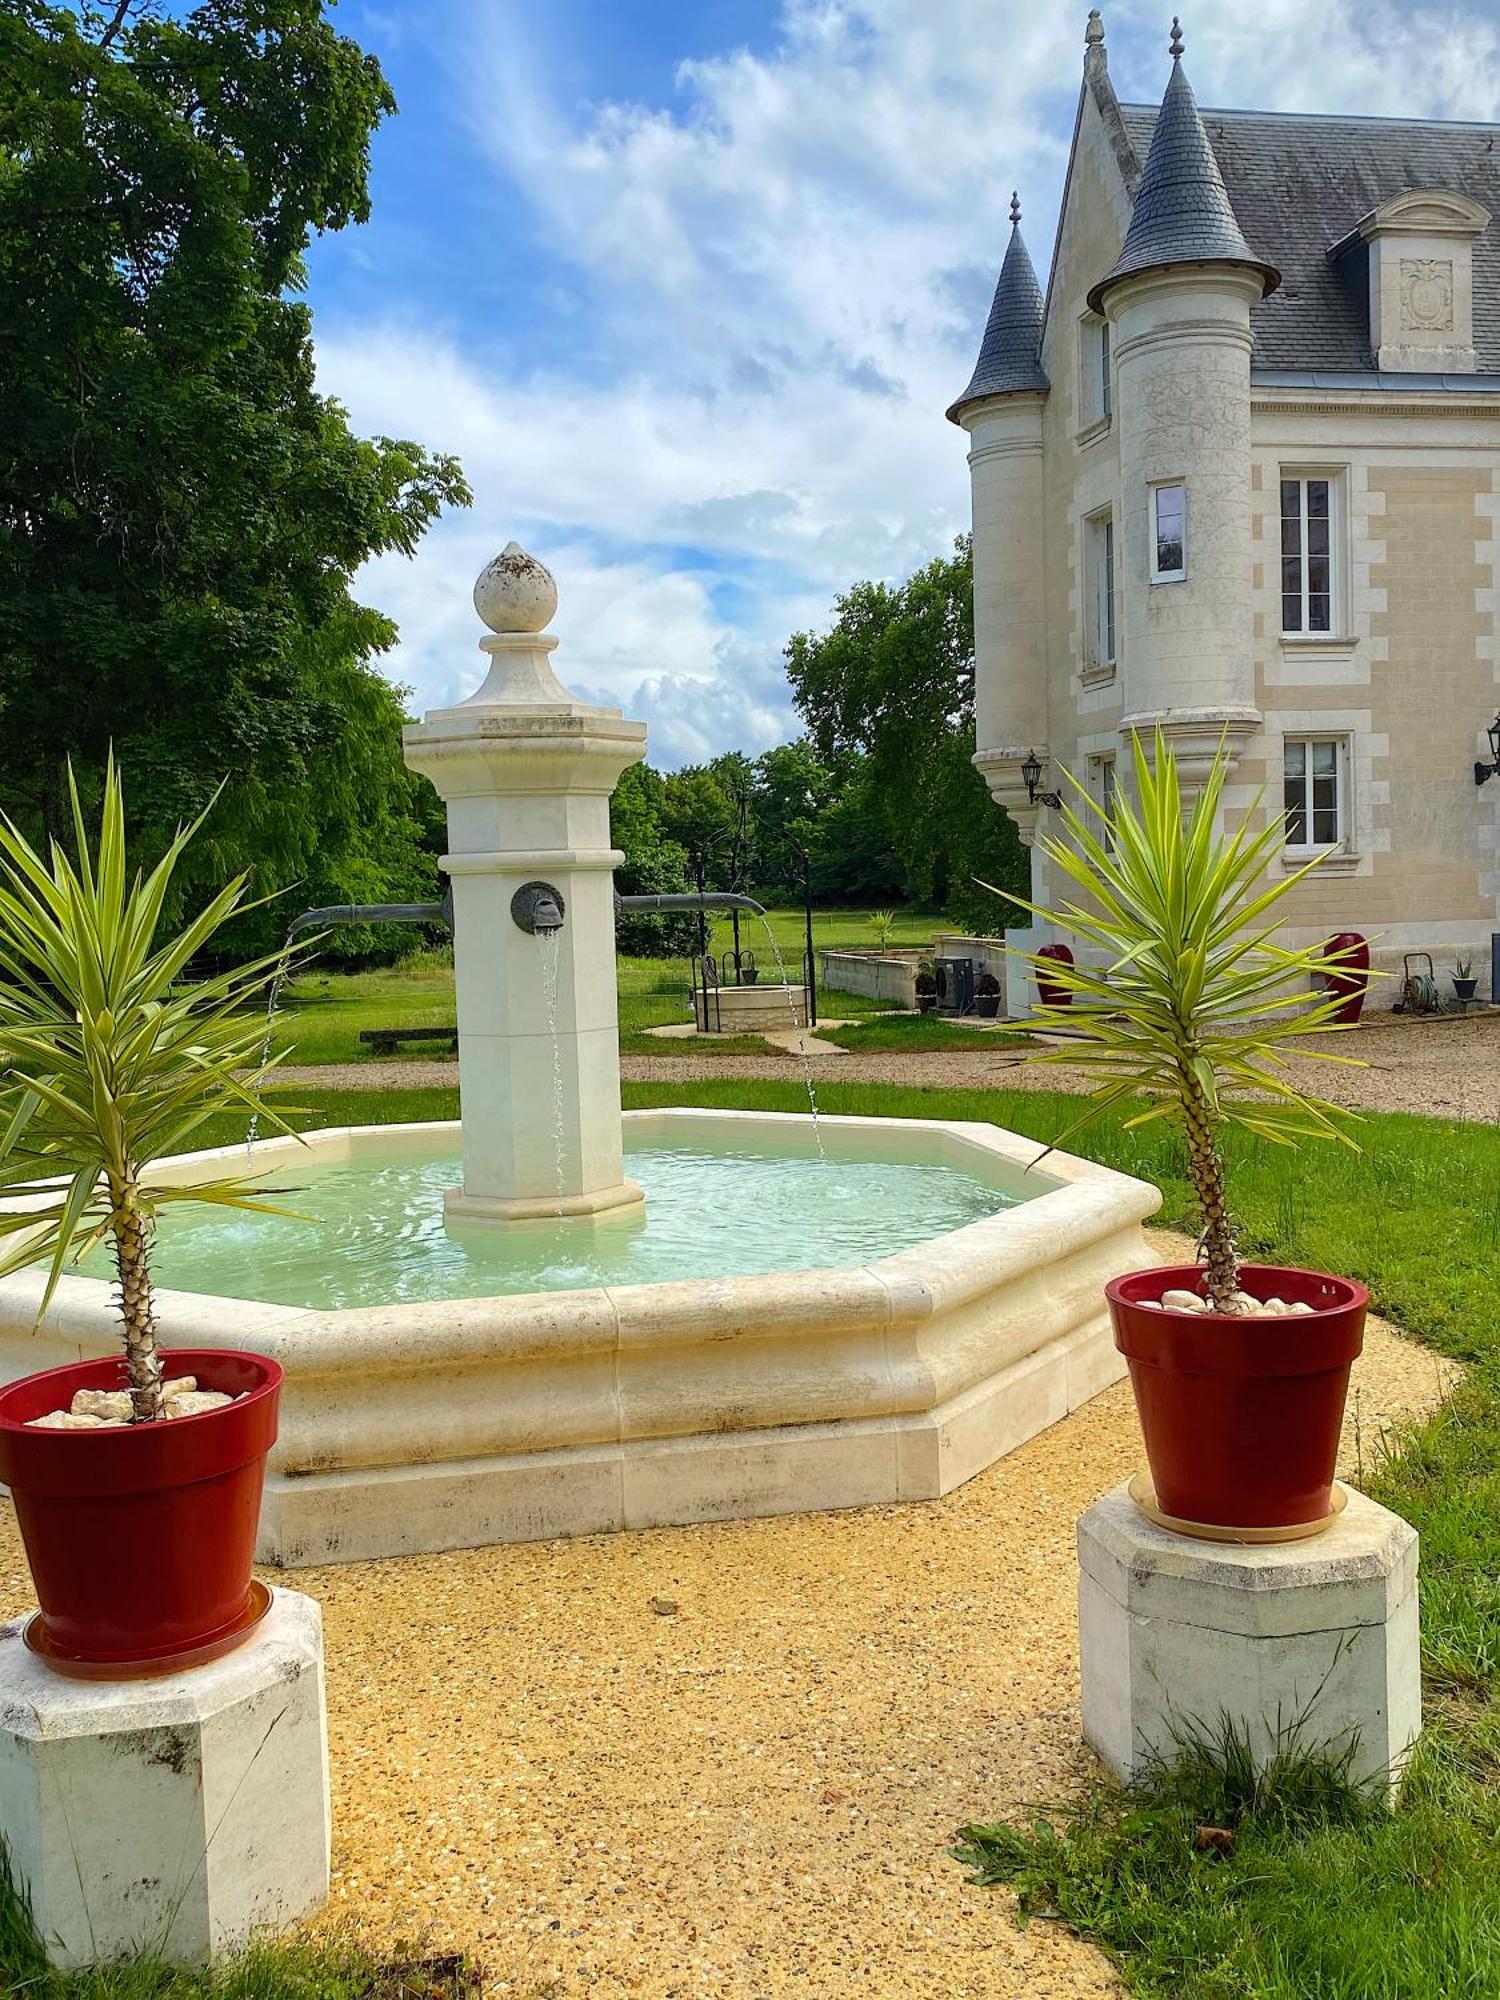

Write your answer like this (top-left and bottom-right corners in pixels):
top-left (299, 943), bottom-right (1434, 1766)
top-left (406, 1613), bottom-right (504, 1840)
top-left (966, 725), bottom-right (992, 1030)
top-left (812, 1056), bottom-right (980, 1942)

top-left (954, 15), bottom-right (1500, 1000)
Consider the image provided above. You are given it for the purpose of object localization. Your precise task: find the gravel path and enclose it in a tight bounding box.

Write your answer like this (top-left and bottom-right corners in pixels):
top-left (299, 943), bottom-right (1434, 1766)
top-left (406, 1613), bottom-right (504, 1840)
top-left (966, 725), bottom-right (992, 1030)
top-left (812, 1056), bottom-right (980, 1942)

top-left (276, 1011), bottom-right (1500, 1124)
top-left (0, 1247), bottom-right (1457, 1999)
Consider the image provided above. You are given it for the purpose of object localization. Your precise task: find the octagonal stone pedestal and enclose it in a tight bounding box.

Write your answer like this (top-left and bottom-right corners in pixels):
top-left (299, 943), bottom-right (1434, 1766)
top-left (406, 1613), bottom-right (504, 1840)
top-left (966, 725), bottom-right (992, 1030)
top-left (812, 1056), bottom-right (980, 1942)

top-left (0, 1590), bottom-right (329, 1968)
top-left (1079, 1483), bottom-right (1420, 1796)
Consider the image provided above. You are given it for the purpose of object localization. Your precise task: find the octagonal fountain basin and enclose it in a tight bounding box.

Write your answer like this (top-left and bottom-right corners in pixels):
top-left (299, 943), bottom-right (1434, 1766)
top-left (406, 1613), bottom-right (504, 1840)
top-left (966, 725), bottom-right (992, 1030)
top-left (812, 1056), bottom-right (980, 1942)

top-left (0, 1110), bottom-right (1160, 1566)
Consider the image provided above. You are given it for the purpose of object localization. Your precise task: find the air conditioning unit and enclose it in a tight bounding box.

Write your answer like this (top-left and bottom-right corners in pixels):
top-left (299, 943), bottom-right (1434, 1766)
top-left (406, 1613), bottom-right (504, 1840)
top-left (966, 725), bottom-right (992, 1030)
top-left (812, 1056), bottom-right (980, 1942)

top-left (933, 955), bottom-right (975, 1016)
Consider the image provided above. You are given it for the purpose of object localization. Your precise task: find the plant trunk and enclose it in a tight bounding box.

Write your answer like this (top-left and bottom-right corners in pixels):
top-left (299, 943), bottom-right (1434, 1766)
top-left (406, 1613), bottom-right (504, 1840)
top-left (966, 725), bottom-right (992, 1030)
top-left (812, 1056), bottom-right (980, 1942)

top-left (110, 1175), bottom-right (165, 1421)
top-left (1180, 1071), bottom-right (1239, 1310)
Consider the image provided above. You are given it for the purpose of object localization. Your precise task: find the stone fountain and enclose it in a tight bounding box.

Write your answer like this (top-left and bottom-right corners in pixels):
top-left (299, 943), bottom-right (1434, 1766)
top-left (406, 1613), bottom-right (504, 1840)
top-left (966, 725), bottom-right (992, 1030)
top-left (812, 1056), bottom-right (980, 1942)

top-left (0, 544), bottom-right (1163, 1565)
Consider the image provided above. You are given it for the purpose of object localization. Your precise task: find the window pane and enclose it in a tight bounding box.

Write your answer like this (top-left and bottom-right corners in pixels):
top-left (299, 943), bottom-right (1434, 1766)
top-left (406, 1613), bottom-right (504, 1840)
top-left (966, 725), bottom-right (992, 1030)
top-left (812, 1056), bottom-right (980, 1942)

top-left (1284, 740), bottom-right (1306, 777)
top-left (1307, 517), bottom-right (1330, 558)
top-left (1310, 594), bottom-right (1331, 632)
top-left (1313, 805), bottom-right (1339, 844)
top-left (1101, 325), bottom-right (1111, 418)
top-left (1308, 557), bottom-right (1330, 595)
top-left (1283, 593), bottom-right (1303, 631)
top-left (1308, 480), bottom-right (1330, 517)
top-left (1312, 742), bottom-right (1337, 775)
top-left (1281, 518), bottom-right (1302, 557)
top-left (1154, 485), bottom-right (1185, 574)
top-left (1284, 787), bottom-right (1307, 844)
top-left (1280, 479), bottom-right (1299, 514)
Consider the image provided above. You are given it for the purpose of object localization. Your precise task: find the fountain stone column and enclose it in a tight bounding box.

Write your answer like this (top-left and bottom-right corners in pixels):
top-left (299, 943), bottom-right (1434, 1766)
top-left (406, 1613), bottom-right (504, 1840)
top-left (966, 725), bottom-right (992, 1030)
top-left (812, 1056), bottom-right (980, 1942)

top-left (403, 544), bottom-right (647, 1223)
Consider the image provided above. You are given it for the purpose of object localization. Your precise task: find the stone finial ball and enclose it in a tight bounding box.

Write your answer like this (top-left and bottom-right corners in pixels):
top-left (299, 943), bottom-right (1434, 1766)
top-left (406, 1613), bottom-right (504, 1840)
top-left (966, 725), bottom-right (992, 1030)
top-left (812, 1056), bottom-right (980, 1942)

top-left (474, 542), bottom-right (559, 634)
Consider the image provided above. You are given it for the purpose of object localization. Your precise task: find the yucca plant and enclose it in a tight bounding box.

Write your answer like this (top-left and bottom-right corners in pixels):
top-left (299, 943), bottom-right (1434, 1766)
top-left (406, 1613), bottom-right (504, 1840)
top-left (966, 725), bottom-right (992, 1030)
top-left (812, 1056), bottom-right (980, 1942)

top-left (991, 730), bottom-right (1363, 1312)
top-left (867, 908), bottom-right (898, 955)
top-left (0, 760), bottom-right (302, 1420)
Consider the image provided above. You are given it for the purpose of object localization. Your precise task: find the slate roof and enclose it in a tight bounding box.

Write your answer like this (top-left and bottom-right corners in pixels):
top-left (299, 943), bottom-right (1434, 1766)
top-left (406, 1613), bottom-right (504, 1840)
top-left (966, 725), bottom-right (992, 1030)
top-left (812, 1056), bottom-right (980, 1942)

top-left (1118, 102), bottom-right (1500, 374)
top-left (1088, 58), bottom-right (1280, 314)
top-left (947, 212), bottom-right (1050, 422)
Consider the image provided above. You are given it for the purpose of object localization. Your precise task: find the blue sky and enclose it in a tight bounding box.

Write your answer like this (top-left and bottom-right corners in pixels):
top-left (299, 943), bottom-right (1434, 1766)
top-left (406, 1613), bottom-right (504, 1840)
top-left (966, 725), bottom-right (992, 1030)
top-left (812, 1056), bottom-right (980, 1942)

top-left (306, 0), bottom-right (1500, 766)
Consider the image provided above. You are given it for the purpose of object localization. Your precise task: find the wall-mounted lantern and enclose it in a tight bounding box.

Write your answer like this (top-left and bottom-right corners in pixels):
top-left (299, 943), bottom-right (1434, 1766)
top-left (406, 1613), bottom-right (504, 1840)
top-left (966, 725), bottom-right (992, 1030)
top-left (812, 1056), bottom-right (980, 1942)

top-left (1021, 750), bottom-right (1063, 810)
top-left (1475, 715), bottom-right (1500, 788)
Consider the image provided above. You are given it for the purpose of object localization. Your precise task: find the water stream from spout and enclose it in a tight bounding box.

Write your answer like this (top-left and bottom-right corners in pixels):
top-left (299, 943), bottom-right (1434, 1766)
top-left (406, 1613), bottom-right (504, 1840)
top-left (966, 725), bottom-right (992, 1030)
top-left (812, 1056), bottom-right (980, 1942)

top-left (539, 928), bottom-right (567, 1214)
top-left (245, 925), bottom-right (299, 1156)
top-left (752, 914), bottom-right (825, 1161)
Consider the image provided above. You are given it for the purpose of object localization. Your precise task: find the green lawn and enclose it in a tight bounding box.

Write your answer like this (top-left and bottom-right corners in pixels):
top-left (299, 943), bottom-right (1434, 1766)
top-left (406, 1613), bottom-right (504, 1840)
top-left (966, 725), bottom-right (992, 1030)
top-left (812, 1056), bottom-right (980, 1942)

top-left (823, 1012), bottom-right (1025, 1053)
top-left (275, 907), bottom-right (942, 1067)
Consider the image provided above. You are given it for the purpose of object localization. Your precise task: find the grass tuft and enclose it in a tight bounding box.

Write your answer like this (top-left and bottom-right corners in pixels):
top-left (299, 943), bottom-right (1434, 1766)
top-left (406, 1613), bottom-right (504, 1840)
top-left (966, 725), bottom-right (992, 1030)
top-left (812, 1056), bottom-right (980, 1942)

top-left (0, 1841), bottom-right (485, 1999)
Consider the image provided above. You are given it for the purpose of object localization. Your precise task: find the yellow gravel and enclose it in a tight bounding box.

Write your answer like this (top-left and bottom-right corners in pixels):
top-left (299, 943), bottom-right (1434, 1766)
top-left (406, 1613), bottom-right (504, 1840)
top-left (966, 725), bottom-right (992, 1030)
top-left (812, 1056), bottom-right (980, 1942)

top-left (0, 1246), bottom-right (1458, 1999)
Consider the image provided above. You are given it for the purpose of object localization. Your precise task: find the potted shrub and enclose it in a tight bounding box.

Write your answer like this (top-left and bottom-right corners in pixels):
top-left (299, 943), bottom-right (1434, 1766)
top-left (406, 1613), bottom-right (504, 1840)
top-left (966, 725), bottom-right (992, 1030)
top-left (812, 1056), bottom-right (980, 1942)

top-left (0, 763), bottom-right (303, 1669)
top-left (915, 958), bottom-right (937, 1013)
top-left (993, 731), bottom-right (1368, 1537)
top-left (1453, 958), bottom-right (1478, 1003)
top-left (975, 972), bottom-right (1002, 1019)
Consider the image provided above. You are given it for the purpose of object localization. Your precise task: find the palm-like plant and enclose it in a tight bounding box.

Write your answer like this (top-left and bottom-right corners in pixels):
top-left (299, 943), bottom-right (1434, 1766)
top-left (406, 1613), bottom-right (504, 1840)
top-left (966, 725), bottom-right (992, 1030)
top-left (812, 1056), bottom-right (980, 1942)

top-left (867, 908), bottom-right (898, 955)
top-left (0, 761), bottom-right (302, 1420)
top-left (992, 731), bottom-right (1362, 1312)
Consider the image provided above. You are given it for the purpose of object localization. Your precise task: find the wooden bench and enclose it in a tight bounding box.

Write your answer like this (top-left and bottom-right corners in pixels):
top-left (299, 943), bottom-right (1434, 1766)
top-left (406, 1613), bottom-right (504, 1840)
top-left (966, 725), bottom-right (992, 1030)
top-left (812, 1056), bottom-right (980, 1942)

top-left (358, 1026), bottom-right (459, 1058)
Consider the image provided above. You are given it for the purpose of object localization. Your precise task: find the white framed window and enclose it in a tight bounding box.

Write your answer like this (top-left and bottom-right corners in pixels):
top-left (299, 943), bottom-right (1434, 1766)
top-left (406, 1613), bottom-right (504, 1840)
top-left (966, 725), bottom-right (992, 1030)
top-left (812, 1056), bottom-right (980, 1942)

top-left (1084, 509), bottom-right (1116, 672)
top-left (1150, 480), bottom-right (1186, 582)
top-left (1087, 751), bottom-right (1118, 846)
top-left (1280, 473), bottom-right (1342, 635)
top-left (1079, 315), bottom-right (1111, 428)
top-left (1283, 736), bottom-right (1348, 850)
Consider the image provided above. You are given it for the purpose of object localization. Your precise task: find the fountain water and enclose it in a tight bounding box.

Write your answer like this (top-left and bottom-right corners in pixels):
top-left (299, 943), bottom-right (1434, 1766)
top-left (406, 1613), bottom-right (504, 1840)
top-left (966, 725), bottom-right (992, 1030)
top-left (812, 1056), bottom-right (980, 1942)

top-left (0, 541), bottom-right (1163, 1565)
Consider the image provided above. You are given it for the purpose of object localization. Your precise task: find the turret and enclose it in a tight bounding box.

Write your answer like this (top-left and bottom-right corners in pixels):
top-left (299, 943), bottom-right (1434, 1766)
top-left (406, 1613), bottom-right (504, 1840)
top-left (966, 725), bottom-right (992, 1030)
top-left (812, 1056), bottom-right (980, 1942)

top-left (948, 193), bottom-right (1050, 832)
top-left (1088, 17), bottom-right (1279, 786)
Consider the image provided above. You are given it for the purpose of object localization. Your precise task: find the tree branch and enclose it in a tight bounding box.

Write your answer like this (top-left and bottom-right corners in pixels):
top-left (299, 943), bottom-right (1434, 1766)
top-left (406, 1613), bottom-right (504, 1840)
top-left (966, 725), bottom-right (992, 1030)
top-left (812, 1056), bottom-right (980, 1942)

top-left (96, 1), bottom-right (135, 52)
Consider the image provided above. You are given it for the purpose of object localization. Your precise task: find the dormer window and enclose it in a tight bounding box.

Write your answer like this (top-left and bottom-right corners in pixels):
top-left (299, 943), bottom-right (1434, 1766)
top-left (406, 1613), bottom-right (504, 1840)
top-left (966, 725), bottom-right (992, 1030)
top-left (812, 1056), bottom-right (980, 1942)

top-left (1333, 189), bottom-right (1491, 374)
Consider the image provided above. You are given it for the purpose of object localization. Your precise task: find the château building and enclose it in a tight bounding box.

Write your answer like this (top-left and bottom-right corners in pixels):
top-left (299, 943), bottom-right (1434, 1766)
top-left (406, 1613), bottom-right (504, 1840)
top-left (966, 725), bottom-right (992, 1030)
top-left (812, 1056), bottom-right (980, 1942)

top-left (951, 10), bottom-right (1500, 1002)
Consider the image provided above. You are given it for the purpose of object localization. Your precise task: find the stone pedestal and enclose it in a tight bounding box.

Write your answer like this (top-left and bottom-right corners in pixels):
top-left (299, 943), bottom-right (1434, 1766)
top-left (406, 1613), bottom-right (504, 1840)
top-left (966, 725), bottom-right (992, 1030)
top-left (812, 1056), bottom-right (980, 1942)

top-left (1078, 1482), bottom-right (1420, 1794)
top-left (403, 543), bottom-right (647, 1224)
top-left (0, 1590), bottom-right (329, 1967)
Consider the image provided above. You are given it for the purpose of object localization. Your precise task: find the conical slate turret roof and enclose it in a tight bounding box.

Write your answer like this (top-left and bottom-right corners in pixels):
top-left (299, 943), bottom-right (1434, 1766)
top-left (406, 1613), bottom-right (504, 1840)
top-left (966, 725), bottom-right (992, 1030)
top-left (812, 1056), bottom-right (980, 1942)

top-left (947, 195), bottom-right (1049, 424)
top-left (1087, 26), bottom-right (1279, 314)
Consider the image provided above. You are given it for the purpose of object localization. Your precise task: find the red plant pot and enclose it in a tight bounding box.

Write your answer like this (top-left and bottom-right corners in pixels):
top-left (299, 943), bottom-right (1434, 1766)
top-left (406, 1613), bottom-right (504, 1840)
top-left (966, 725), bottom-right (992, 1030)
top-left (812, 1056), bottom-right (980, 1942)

top-left (0, 1348), bottom-right (281, 1667)
top-left (1035, 942), bottom-right (1074, 1007)
top-left (1106, 1265), bottom-right (1367, 1530)
top-left (1321, 931), bottom-right (1370, 1026)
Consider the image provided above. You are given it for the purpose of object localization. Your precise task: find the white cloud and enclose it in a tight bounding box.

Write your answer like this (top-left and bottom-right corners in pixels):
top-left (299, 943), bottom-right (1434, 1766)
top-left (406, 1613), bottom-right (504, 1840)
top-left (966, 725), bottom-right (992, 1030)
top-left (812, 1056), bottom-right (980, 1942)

top-left (316, 0), bottom-right (1497, 767)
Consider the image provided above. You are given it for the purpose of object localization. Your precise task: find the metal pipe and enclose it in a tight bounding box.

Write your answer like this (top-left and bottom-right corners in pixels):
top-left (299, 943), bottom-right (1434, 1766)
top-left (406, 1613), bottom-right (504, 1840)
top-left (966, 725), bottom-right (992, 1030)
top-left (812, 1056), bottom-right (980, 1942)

top-left (614, 891), bottom-right (766, 917)
top-left (284, 898), bottom-right (452, 942)
top-left (286, 886), bottom-right (764, 944)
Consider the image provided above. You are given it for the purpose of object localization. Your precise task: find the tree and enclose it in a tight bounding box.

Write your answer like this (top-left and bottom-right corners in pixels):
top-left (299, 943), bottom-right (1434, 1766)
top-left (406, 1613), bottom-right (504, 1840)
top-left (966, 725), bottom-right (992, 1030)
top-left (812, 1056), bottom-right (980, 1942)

top-left (0, 0), bottom-right (469, 945)
top-left (784, 537), bottom-right (1027, 929)
top-left (610, 762), bottom-right (698, 958)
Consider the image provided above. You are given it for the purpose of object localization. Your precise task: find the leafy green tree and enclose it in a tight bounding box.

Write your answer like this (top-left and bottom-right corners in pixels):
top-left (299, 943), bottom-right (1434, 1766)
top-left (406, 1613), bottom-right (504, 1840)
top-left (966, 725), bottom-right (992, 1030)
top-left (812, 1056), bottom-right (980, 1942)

top-left (610, 762), bottom-right (697, 958)
top-left (0, 0), bottom-right (468, 950)
top-left (784, 537), bottom-right (1026, 929)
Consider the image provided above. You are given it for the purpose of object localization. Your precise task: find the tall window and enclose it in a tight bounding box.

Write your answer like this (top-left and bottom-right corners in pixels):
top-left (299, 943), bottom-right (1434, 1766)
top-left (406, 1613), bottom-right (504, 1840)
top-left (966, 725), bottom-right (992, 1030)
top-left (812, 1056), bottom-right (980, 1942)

top-left (1085, 511), bottom-right (1115, 670)
top-left (1080, 316), bottom-right (1111, 426)
top-left (1283, 737), bottom-right (1346, 849)
top-left (1150, 481), bottom-right (1186, 581)
top-left (1087, 752), bottom-right (1117, 847)
top-left (1281, 476), bottom-right (1335, 633)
